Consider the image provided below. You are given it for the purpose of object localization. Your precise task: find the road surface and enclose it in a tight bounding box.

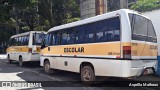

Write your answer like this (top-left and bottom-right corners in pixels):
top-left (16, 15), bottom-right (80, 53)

top-left (0, 58), bottom-right (160, 90)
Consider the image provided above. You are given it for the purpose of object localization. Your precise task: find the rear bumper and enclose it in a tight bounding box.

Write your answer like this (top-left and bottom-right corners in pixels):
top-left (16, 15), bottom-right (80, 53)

top-left (121, 60), bottom-right (157, 77)
top-left (30, 53), bottom-right (40, 61)
top-left (23, 53), bottom-right (40, 62)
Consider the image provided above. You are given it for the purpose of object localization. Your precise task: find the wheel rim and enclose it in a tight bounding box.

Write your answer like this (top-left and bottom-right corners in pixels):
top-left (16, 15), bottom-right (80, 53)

top-left (45, 62), bottom-right (50, 72)
top-left (82, 69), bottom-right (91, 81)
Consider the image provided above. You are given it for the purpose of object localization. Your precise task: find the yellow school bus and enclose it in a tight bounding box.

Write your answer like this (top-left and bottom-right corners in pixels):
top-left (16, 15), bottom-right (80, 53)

top-left (40, 9), bottom-right (157, 85)
top-left (7, 31), bottom-right (46, 67)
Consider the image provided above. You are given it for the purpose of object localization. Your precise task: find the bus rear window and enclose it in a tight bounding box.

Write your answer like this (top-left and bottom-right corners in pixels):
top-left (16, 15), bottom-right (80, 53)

top-left (128, 14), bottom-right (157, 42)
top-left (33, 33), bottom-right (46, 45)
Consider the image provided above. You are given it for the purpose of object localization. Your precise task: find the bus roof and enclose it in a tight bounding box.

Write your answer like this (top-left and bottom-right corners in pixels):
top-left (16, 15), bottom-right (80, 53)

top-left (48, 9), bottom-right (150, 33)
top-left (11, 31), bottom-right (46, 38)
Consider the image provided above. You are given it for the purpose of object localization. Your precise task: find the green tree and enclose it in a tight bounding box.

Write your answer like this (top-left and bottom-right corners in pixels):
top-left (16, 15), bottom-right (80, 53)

top-left (0, 1), bottom-right (11, 23)
top-left (20, 0), bottom-right (40, 31)
top-left (130, 0), bottom-right (160, 12)
top-left (1, 0), bottom-right (80, 32)
top-left (39, 0), bottom-right (80, 27)
top-left (1, 0), bottom-right (33, 34)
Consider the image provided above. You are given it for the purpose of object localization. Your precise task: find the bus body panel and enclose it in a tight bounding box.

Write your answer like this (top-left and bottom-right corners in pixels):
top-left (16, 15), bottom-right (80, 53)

top-left (7, 47), bottom-right (41, 62)
top-left (7, 31), bottom-right (46, 62)
top-left (40, 9), bottom-right (157, 78)
top-left (131, 41), bottom-right (157, 59)
top-left (40, 42), bottom-right (121, 57)
top-left (120, 10), bottom-right (132, 42)
top-left (122, 60), bottom-right (157, 77)
top-left (40, 56), bottom-right (122, 76)
top-left (40, 41), bottom-right (121, 76)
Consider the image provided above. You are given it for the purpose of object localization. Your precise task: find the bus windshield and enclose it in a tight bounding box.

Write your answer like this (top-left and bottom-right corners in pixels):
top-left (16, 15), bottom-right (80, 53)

top-left (33, 33), bottom-right (46, 45)
top-left (128, 13), bottom-right (157, 42)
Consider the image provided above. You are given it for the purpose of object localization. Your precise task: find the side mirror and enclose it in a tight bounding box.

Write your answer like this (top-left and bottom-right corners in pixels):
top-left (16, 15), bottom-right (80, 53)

top-left (41, 44), bottom-right (45, 49)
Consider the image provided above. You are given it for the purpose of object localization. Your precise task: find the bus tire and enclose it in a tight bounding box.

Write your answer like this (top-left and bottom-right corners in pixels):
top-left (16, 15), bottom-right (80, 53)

top-left (44, 60), bottom-right (52, 74)
top-left (19, 56), bottom-right (24, 67)
top-left (81, 66), bottom-right (95, 85)
top-left (7, 55), bottom-right (12, 64)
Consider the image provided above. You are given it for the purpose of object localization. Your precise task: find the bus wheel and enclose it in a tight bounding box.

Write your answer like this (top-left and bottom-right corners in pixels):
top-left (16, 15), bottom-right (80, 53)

top-left (44, 60), bottom-right (52, 74)
top-left (7, 55), bottom-right (12, 64)
top-left (19, 57), bottom-right (24, 67)
top-left (81, 66), bottom-right (95, 85)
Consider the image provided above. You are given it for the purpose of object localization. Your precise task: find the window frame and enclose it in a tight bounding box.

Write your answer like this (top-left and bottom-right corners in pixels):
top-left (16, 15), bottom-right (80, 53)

top-left (129, 13), bottom-right (157, 43)
top-left (49, 16), bottom-right (121, 46)
top-left (75, 26), bottom-right (85, 44)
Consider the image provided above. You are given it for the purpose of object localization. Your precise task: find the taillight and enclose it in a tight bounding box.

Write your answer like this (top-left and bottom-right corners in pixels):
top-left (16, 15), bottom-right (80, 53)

top-left (116, 56), bottom-right (121, 58)
top-left (28, 48), bottom-right (32, 53)
top-left (123, 46), bottom-right (131, 59)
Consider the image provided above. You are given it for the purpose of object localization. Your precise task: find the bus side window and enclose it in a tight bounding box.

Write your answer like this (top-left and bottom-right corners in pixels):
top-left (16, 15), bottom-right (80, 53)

top-left (19, 37), bottom-right (22, 46)
top-left (26, 35), bottom-right (29, 45)
top-left (106, 31), bottom-right (114, 40)
top-left (23, 36), bottom-right (27, 45)
top-left (75, 26), bottom-right (85, 44)
top-left (21, 36), bottom-right (24, 45)
top-left (51, 33), bottom-right (56, 45)
top-left (17, 37), bottom-right (19, 46)
top-left (61, 28), bottom-right (75, 45)
top-left (106, 17), bottom-right (120, 41)
top-left (114, 30), bottom-right (120, 40)
top-left (45, 34), bottom-right (52, 46)
top-left (15, 38), bottom-right (18, 46)
top-left (95, 20), bottom-right (109, 42)
top-left (85, 23), bottom-right (95, 43)
top-left (61, 30), bottom-right (68, 45)
top-left (67, 28), bottom-right (75, 44)
top-left (55, 31), bottom-right (61, 45)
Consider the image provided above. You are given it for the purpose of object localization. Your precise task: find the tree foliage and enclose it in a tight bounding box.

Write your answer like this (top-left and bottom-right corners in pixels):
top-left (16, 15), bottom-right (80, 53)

top-left (0, 0), bottom-right (80, 32)
top-left (39, 0), bottom-right (80, 27)
top-left (130, 0), bottom-right (160, 12)
top-left (107, 0), bottom-right (120, 12)
top-left (0, 0), bottom-right (80, 53)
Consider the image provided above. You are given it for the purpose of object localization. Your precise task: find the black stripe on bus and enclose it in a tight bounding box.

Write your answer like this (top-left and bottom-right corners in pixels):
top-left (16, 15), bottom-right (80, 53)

top-left (132, 34), bottom-right (157, 43)
top-left (41, 55), bottom-right (157, 60)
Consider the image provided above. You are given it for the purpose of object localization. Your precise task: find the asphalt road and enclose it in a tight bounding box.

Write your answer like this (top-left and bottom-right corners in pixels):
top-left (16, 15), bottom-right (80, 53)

top-left (0, 59), bottom-right (160, 90)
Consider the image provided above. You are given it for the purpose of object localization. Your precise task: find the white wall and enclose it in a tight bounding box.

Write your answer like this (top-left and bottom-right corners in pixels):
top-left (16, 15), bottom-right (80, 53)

top-left (143, 9), bottom-right (160, 55)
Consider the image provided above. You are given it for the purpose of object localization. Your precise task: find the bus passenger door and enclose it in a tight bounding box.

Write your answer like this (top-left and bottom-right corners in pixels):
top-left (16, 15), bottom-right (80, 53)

top-left (43, 33), bottom-right (57, 69)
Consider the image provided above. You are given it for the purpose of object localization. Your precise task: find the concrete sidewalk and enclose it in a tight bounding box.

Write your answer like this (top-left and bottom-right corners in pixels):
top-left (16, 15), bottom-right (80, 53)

top-left (0, 54), bottom-right (7, 59)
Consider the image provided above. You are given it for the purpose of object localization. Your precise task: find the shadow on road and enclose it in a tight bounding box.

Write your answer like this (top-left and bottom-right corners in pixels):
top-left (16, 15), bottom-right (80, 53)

top-left (1, 59), bottom-right (160, 90)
